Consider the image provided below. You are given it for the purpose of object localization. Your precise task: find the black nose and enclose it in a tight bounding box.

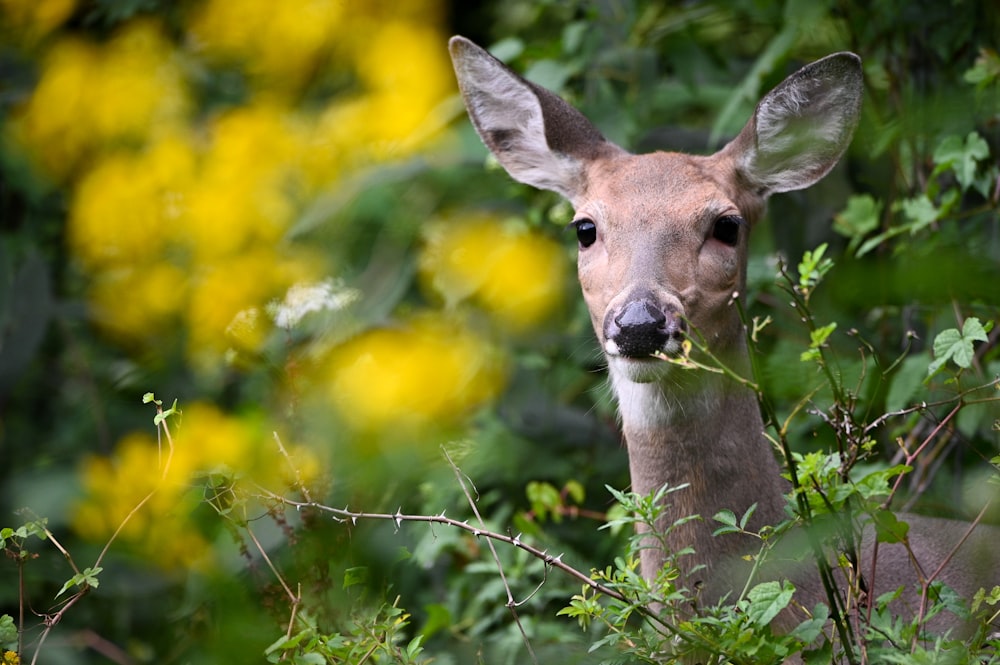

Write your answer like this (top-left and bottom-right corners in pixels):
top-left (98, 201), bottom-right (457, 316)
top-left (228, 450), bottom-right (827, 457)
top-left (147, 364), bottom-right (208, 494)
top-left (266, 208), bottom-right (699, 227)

top-left (605, 299), bottom-right (684, 358)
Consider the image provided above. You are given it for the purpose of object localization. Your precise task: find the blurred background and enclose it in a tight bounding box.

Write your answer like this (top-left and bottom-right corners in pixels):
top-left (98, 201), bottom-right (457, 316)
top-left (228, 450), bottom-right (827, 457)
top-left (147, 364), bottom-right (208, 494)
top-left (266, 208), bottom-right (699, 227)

top-left (0, 0), bottom-right (997, 663)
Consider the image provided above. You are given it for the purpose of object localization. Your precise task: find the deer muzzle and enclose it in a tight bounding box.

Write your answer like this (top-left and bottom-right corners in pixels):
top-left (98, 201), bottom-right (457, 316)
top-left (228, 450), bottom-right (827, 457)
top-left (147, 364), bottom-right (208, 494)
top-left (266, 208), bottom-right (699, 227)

top-left (603, 296), bottom-right (686, 359)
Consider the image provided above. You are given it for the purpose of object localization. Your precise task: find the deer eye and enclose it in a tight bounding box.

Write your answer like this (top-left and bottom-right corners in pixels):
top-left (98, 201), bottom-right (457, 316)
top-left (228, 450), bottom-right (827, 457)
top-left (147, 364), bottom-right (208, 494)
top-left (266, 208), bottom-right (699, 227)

top-left (572, 218), bottom-right (597, 248)
top-left (712, 215), bottom-right (743, 246)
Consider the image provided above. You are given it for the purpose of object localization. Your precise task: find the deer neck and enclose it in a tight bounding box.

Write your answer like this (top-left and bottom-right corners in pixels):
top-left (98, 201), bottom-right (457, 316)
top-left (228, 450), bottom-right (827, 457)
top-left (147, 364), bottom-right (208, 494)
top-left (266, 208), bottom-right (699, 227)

top-left (611, 363), bottom-right (788, 597)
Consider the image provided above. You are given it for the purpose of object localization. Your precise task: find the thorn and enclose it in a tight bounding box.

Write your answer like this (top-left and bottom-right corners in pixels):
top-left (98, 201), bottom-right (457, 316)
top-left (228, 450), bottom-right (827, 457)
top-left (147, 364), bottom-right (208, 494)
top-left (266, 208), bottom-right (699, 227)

top-left (394, 508), bottom-right (403, 530)
top-left (472, 530), bottom-right (481, 537)
top-left (512, 533), bottom-right (522, 546)
top-left (350, 515), bottom-right (358, 526)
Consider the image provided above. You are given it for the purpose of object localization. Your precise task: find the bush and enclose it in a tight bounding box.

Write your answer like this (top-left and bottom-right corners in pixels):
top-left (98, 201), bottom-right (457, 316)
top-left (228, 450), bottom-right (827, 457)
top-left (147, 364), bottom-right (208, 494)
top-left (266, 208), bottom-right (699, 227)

top-left (1, 1), bottom-right (997, 663)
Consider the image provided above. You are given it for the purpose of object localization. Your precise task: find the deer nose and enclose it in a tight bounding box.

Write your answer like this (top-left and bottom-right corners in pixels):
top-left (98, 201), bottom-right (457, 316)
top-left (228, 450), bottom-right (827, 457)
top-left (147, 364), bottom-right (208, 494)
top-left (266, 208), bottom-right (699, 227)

top-left (605, 300), bottom-right (685, 358)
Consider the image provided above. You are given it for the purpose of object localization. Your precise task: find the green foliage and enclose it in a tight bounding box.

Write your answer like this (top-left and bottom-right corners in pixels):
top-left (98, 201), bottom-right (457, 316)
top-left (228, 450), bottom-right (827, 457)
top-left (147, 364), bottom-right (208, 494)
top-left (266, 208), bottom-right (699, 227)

top-left (2, 0), bottom-right (999, 663)
top-left (0, 617), bottom-right (15, 655)
top-left (929, 318), bottom-right (991, 376)
top-left (264, 603), bottom-right (428, 665)
top-left (55, 566), bottom-right (102, 598)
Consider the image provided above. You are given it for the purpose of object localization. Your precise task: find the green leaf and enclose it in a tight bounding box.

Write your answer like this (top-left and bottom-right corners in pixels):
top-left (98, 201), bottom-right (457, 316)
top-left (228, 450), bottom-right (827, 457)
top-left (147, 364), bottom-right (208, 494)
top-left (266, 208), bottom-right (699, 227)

top-left (565, 479), bottom-right (585, 505)
top-left (810, 323), bottom-right (837, 348)
top-left (342, 566), bottom-right (368, 589)
top-left (871, 511), bottom-right (909, 544)
top-left (800, 323), bottom-right (837, 362)
top-left (964, 48), bottom-right (1000, 89)
top-left (928, 317), bottom-right (988, 375)
top-left (0, 614), bottom-right (17, 650)
top-left (420, 603), bottom-right (452, 640)
top-left (714, 509), bottom-right (737, 528)
top-left (57, 566), bottom-right (102, 598)
top-left (788, 603), bottom-right (829, 643)
top-left (526, 480), bottom-right (562, 522)
top-left (798, 243), bottom-right (833, 290)
top-left (713, 509), bottom-right (739, 535)
top-left (896, 195), bottom-right (940, 233)
top-left (746, 580), bottom-right (795, 627)
top-left (834, 194), bottom-right (882, 243)
top-left (853, 465), bottom-right (911, 500)
top-left (406, 634), bottom-right (425, 659)
top-left (933, 132), bottom-right (990, 191)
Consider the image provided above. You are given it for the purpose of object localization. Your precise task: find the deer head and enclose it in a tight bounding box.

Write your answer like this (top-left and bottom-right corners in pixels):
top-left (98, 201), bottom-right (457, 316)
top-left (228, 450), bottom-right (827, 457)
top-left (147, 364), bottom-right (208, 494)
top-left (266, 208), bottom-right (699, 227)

top-left (449, 37), bottom-right (862, 392)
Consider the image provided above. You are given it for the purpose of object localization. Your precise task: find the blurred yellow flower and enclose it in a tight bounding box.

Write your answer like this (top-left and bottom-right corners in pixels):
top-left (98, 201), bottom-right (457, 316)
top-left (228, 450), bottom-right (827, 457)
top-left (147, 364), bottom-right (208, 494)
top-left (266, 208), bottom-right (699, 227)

top-left (327, 316), bottom-right (505, 433)
top-left (9, 20), bottom-right (188, 179)
top-left (355, 21), bottom-right (455, 156)
top-left (72, 403), bottom-right (282, 569)
top-left (67, 100), bottom-right (322, 358)
top-left (0, 0), bottom-right (76, 42)
top-left (21, 0), bottom-right (454, 372)
top-left (421, 216), bottom-right (569, 330)
top-left (87, 262), bottom-right (187, 342)
top-left (302, 3), bottom-right (454, 179)
top-left (186, 254), bottom-right (276, 356)
top-left (182, 104), bottom-right (305, 261)
top-left (170, 402), bottom-right (263, 478)
top-left (72, 431), bottom-right (209, 570)
top-left (189, 0), bottom-right (342, 94)
top-left (69, 134), bottom-right (196, 271)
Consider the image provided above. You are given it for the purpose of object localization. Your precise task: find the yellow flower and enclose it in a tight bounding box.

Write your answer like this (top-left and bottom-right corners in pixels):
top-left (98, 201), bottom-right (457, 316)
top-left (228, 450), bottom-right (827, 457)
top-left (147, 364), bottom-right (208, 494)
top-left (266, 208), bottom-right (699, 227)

top-left (169, 402), bottom-right (262, 478)
top-left (421, 215), bottom-right (569, 330)
top-left (89, 20), bottom-right (189, 144)
top-left (8, 20), bottom-right (188, 179)
top-left (301, 3), bottom-right (453, 179)
top-left (327, 316), bottom-right (505, 433)
top-left (188, 0), bottom-right (342, 94)
top-left (72, 404), bottom-right (281, 569)
top-left (181, 104), bottom-right (304, 261)
top-left (69, 134), bottom-right (196, 272)
top-left (8, 37), bottom-right (97, 178)
top-left (87, 262), bottom-right (187, 342)
top-left (0, 0), bottom-right (76, 42)
top-left (355, 21), bottom-right (455, 155)
top-left (2, 649), bottom-right (20, 665)
top-left (186, 255), bottom-right (273, 356)
top-left (72, 431), bottom-right (208, 569)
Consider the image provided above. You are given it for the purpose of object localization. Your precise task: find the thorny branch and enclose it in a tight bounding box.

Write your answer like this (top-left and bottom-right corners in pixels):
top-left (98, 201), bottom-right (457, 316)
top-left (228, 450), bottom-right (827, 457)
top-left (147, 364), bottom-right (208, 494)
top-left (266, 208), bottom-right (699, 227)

top-left (443, 447), bottom-right (539, 665)
top-left (253, 490), bottom-right (637, 610)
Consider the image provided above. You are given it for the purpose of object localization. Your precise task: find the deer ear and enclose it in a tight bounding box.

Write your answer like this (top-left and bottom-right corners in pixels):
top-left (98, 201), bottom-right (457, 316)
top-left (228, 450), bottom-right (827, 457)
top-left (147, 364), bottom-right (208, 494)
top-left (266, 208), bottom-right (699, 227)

top-left (724, 52), bottom-right (863, 195)
top-left (449, 36), bottom-right (622, 201)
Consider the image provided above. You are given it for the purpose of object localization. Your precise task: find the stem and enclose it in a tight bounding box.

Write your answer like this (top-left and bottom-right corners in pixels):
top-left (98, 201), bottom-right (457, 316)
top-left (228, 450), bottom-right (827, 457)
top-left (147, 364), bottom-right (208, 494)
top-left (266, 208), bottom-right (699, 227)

top-left (443, 448), bottom-right (539, 665)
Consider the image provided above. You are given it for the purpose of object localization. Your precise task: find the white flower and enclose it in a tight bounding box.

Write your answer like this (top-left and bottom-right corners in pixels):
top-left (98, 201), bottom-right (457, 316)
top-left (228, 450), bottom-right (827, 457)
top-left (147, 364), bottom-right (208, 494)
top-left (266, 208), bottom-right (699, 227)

top-left (266, 279), bottom-right (359, 329)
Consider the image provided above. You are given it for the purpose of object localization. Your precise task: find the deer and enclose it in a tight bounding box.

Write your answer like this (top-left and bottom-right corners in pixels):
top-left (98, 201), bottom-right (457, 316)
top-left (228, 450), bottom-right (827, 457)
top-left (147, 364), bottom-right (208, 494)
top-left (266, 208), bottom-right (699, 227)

top-left (448, 35), bottom-right (998, 655)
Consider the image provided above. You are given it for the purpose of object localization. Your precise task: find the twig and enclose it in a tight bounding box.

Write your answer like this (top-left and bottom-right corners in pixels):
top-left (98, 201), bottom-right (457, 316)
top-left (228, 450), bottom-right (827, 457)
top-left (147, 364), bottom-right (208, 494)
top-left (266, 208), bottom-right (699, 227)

top-left (245, 520), bottom-right (302, 643)
top-left (94, 401), bottom-right (177, 570)
top-left (273, 431), bottom-right (313, 504)
top-left (254, 489), bottom-right (633, 607)
top-left (31, 398), bottom-right (178, 665)
top-left (913, 500), bottom-right (992, 648)
top-left (29, 589), bottom-right (86, 665)
top-left (443, 447), bottom-right (538, 665)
